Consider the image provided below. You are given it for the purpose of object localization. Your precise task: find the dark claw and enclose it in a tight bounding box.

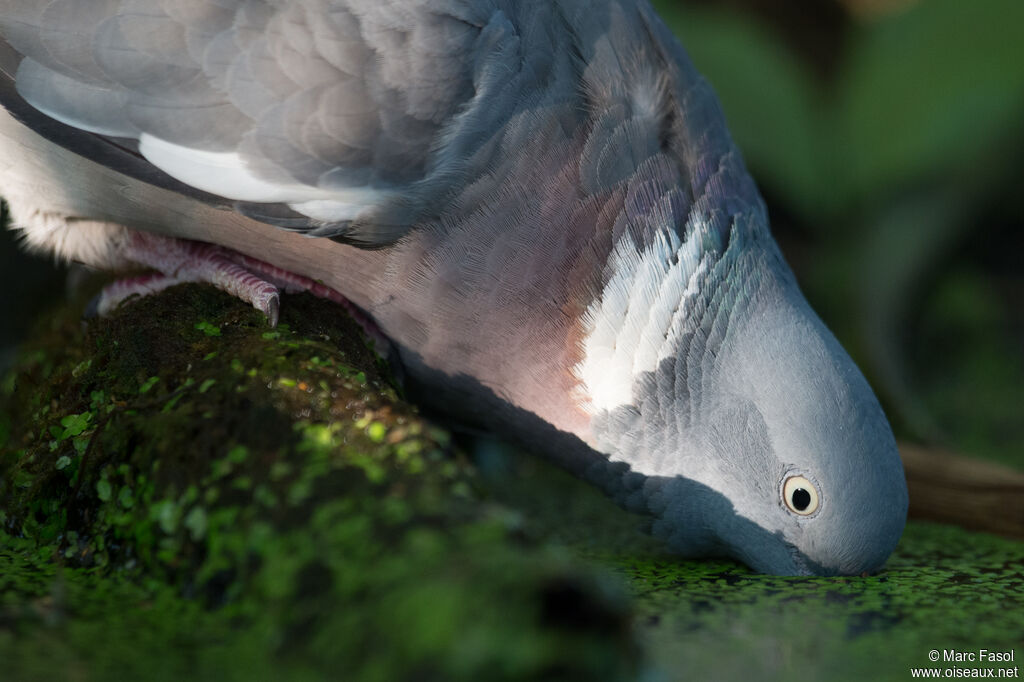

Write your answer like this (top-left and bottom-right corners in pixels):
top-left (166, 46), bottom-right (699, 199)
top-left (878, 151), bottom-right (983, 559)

top-left (267, 295), bottom-right (280, 328)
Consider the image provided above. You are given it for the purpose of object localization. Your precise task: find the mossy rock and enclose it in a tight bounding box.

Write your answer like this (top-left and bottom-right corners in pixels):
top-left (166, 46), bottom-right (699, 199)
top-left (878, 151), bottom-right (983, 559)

top-left (1, 283), bottom-right (1022, 682)
top-left (0, 285), bottom-right (641, 682)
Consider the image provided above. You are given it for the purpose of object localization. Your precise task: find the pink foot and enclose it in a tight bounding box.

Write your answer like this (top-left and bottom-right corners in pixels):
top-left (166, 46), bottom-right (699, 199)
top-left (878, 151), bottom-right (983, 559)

top-left (92, 232), bottom-right (395, 362)
top-left (106, 232), bottom-right (279, 324)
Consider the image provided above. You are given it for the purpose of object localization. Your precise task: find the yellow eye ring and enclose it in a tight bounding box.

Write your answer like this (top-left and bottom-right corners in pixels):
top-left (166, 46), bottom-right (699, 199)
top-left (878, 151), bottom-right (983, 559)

top-left (782, 475), bottom-right (820, 516)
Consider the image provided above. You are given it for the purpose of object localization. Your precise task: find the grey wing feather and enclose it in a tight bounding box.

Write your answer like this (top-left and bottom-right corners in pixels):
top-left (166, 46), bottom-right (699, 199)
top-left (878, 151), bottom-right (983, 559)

top-left (0, 0), bottom-right (520, 246)
top-left (0, 34), bottom-right (234, 207)
top-left (0, 0), bottom-right (765, 255)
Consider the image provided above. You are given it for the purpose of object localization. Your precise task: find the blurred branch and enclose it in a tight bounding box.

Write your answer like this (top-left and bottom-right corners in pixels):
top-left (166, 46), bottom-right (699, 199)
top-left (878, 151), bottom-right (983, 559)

top-left (901, 442), bottom-right (1024, 540)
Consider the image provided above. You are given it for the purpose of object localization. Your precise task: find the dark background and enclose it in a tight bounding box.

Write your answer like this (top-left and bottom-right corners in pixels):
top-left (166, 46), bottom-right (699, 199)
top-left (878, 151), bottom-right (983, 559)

top-left (3, 0), bottom-right (1021, 467)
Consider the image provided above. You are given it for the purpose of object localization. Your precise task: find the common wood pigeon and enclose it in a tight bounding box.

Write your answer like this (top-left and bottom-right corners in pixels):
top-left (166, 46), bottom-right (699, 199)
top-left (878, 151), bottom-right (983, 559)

top-left (0, 0), bottom-right (908, 575)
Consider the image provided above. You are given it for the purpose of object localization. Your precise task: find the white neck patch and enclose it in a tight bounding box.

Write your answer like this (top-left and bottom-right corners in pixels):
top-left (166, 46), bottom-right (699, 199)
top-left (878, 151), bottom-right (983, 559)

top-left (574, 222), bottom-right (709, 413)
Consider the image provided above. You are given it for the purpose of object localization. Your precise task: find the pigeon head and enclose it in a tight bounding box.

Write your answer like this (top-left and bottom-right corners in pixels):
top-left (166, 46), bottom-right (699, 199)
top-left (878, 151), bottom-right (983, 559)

top-left (698, 254), bottom-right (908, 576)
top-left (577, 205), bottom-right (908, 577)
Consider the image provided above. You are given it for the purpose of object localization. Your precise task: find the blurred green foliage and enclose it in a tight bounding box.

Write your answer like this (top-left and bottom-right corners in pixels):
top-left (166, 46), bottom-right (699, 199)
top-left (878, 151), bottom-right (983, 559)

top-left (654, 0), bottom-right (1024, 219)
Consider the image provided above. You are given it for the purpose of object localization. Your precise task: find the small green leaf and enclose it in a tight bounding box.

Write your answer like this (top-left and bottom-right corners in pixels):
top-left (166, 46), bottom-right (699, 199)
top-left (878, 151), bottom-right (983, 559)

top-left (96, 479), bottom-right (113, 502)
top-left (195, 320), bottom-right (222, 337)
top-left (73, 436), bottom-right (90, 455)
top-left (138, 376), bottom-right (160, 394)
top-left (269, 462), bottom-right (292, 481)
top-left (184, 507), bottom-right (208, 541)
top-left (162, 392), bottom-right (185, 412)
top-left (151, 500), bottom-right (179, 534)
top-left (55, 455), bottom-right (71, 471)
top-left (367, 422), bottom-right (387, 443)
top-left (117, 486), bottom-right (134, 509)
top-left (198, 378), bottom-right (217, 394)
top-left (227, 445), bottom-right (249, 463)
top-left (182, 485), bottom-right (199, 505)
top-left (60, 413), bottom-right (92, 439)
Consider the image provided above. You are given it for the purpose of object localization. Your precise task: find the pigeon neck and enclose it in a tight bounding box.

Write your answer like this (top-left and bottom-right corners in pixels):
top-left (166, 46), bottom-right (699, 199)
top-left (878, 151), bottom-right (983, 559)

top-left (571, 181), bottom-right (756, 419)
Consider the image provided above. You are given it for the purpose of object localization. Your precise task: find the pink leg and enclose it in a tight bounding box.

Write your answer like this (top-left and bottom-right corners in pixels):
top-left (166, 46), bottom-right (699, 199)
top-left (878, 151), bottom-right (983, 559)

top-left (116, 232), bottom-right (280, 325)
top-left (95, 272), bottom-right (181, 316)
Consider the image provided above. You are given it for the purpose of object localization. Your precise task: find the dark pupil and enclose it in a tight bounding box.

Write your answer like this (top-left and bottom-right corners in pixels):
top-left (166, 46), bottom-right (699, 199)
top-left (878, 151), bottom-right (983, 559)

top-left (792, 488), bottom-right (811, 511)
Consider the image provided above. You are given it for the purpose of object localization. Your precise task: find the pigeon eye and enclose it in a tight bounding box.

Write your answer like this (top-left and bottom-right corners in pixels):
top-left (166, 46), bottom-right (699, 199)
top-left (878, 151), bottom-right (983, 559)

top-left (782, 475), bottom-right (820, 516)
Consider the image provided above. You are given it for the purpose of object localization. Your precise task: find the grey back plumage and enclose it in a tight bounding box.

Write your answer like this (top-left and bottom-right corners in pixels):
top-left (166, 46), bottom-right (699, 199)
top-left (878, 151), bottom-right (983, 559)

top-left (0, 0), bottom-right (752, 252)
top-left (0, 0), bottom-right (540, 243)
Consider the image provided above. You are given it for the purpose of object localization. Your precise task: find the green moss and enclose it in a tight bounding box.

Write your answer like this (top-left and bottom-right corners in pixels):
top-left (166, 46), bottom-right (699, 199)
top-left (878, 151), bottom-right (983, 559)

top-left (0, 284), bottom-right (641, 682)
